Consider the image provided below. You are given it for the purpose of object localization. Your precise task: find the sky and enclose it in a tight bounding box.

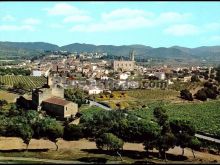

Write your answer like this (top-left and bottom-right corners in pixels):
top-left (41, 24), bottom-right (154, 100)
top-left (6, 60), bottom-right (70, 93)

top-left (0, 1), bottom-right (220, 48)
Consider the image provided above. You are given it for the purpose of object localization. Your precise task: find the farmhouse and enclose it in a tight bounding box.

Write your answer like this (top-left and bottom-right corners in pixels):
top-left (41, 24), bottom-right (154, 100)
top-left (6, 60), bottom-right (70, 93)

top-left (42, 97), bottom-right (78, 120)
top-left (17, 75), bottom-right (79, 120)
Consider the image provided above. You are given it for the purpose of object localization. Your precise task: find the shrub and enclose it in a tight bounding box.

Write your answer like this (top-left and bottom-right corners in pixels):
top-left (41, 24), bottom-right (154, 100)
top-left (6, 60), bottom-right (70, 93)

top-left (180, 89), bottom-right (193, 101)
top-left (194, 89), bottom-right (207, 101)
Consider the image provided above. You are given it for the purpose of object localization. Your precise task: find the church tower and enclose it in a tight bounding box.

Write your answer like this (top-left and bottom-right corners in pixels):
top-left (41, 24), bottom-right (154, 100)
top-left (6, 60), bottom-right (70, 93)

top-left (130, 50), bottom-right (135, 61)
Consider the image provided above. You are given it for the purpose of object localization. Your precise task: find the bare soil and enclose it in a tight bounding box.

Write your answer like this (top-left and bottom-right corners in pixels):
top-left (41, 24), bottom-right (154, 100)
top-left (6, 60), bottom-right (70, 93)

top-left (0, 137), bottom-right (219, 163)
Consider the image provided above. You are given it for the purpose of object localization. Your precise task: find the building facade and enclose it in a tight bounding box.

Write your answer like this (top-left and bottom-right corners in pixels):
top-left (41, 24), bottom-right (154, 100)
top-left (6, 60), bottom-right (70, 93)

top-left (113, 50), bottom-right (136, 72)
top-left (42, 97), bottom-right (78, 120)
top-left (113, 60), bottom-right (135, 72)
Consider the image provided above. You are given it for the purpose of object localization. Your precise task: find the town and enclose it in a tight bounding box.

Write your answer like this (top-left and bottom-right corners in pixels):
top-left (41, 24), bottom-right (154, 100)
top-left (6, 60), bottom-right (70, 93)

top-left (0, 45), bottom-right (220, 164)
top-left (0, 1), bottom-right (220, 164)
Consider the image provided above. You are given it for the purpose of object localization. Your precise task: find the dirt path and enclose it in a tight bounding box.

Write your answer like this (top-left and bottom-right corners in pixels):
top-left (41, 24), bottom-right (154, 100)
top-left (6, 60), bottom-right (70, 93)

top-left (0, 137), bottom-right (219, 163)
top-left (0, 156), bottom-right (83, 164)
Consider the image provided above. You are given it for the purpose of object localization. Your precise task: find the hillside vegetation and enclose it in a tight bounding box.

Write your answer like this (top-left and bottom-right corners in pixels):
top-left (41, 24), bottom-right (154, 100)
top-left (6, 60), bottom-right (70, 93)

top-left (2, 41), bottom-right (220, 61)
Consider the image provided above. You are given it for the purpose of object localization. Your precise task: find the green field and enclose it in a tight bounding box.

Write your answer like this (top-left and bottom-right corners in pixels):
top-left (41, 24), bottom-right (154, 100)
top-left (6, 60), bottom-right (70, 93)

top-left (80, 100), bottom-right (220, 136)
top-left (128, 100), bottom-right (220, 135)
top-left (0, 75), bottom-right (46, 88)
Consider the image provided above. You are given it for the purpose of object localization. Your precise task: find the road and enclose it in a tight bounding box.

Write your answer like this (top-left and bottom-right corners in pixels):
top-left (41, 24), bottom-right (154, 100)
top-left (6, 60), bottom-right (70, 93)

top-left (88, 99), bottom-right (112, 111)
top-left (195, 133), bottom-right (220, 144)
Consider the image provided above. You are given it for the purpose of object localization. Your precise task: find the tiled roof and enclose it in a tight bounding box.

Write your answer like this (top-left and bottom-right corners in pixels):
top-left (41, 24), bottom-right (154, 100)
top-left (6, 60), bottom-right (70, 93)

top-left (43, 97), bottom-right (72, 106)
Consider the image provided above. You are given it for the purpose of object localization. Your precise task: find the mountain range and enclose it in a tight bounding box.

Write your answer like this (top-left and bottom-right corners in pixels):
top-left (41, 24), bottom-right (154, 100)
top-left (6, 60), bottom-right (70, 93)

top-left (0, 41), bottom-right (220, 61)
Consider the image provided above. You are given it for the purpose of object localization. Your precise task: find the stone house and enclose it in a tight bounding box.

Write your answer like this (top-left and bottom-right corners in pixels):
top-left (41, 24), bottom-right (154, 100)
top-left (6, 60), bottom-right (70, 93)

top-left (42, 97), bottom-right (78, 120)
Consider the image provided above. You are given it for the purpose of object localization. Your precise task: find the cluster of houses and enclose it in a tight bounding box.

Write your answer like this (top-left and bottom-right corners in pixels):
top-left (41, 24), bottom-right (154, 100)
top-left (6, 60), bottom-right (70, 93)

top-left (28, 51), bottom-right (215, 96)
top-left (11, 50), bottom-right (216, 122)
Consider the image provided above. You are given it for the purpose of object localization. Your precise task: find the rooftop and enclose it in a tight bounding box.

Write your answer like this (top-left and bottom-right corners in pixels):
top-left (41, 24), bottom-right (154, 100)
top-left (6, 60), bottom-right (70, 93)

top-left (43, 97), bottom-right (72, 106)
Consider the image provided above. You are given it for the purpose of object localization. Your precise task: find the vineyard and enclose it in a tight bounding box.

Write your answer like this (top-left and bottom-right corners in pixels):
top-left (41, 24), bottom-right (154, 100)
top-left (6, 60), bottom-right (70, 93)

top-left (0, 75), bottom-right (46, 88)
top-left (129, 100), bottom-right (220, 135)
top-left (79, 99), bottom-right (220, 135)
top-left (125, 89), bottom-right (179, 101)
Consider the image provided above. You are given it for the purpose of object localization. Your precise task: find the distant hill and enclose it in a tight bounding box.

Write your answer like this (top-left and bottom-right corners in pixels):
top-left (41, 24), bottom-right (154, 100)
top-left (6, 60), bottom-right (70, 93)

top-left (1, 41), bottom-right (220, 61)
top-left (0, 42), bottom-right (59, 59)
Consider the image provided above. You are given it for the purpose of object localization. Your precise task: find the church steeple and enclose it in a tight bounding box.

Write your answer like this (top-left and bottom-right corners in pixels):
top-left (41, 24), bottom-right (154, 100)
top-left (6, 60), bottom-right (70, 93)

top-left (130, 49), bottom-right (135, 61)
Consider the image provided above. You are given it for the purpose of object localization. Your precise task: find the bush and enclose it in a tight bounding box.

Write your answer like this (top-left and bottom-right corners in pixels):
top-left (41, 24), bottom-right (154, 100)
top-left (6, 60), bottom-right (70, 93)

top-left (180, 89), bottom-right (193, 101)
top-left (194, 89), bottom-right (207, 101)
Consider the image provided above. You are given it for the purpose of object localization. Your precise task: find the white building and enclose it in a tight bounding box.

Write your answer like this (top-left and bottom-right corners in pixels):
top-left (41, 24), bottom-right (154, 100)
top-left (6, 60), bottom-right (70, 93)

top-left (154, 72), bottom-right (166, 80)
top-left (83, 85), bottom-right (103, 95)
top-left (32, 70), bottom-right (42, 77)
top-left (101, 75), bottom-right (109, 80)
top-left (119, 73), bottom-right (129, 80)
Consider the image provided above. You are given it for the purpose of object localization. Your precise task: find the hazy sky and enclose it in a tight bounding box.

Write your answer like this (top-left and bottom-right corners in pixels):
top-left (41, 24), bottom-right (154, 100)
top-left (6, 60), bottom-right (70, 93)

top-left (1, 1), bottom-right (220, 48)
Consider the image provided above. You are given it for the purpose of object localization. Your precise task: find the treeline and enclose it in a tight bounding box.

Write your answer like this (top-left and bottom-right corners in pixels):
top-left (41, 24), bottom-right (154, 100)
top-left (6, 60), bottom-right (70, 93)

top-left (0, 103), bottom-right (63, 150)
top-left (0, 68), bottom-right (31, 76)
top-left (75, 107), bottom-right (220, 159)
top-left (0, 100), bottom-right (219, 159)
top-left (180, 81), bottom-right (220, 101)
top-left (180, 65), bottom-right (220, 101)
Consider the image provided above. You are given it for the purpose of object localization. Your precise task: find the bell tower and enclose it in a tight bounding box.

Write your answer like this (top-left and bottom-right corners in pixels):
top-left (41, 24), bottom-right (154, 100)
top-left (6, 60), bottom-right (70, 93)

top-left (130, 49), bottom-right (135, 61)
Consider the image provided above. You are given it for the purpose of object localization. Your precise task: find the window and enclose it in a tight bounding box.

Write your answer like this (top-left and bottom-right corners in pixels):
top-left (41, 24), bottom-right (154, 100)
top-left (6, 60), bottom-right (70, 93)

top-left (66, 107), bottom-right (67, 111)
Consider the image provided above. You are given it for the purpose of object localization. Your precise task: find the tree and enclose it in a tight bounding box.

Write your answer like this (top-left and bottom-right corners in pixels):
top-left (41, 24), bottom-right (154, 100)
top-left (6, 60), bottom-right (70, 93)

top-left (180, 89), bottom-right (193, 101)
top-left (142, 121), bottom-right (161, 157)
top-left (81, 110), bottom-right (126, 138)
top-left (0, 99), bottom-right (8, 107)
top-left (63, 124), bottom-right (84, 140)
top-left (20, 123), bottom-right (34, 150)
top-left (153, 107), bottom-right (176, 160)
top-left (153, 107), bottom-right (168, 126)
top-left (191, 75), bottom-right (200, 82)
top-left (34, 117), bottom-right (63, 150)
top-left (215, 65), bottom-right (220, 83)
top-left (45, 119), bottom-right (63, 151)
top-left (194, 89), bottom-right (207, 101)
top-left (5, 116), bottom-right (33, 150)
top-left (170, 120), bottom-right (196, 156)
top-left (64, 88), bottom-right (88, 107)
top-left (96, 133), bottom-right (124, 151)
top-left (157, 131), bottom-right (176, 160)
top-left (189, 137), bottom-right (201, 158)
top-left (204, 87), bottom-right (217, 99)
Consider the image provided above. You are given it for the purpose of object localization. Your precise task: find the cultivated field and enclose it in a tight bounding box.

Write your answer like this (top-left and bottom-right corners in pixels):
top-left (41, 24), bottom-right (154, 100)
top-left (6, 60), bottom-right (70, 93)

top-left (0, 75), bottom-right (46, 88)
top-left (96, 89), bottom-right (180, 110)
top-left (80, 99), bottom-right (220, 136)
top-left (125, 89), bottom-right (179, 101)
top-left (0, 90), bottom-right (19, 103)
top-left (129, 100), bottom-right (220, 135)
